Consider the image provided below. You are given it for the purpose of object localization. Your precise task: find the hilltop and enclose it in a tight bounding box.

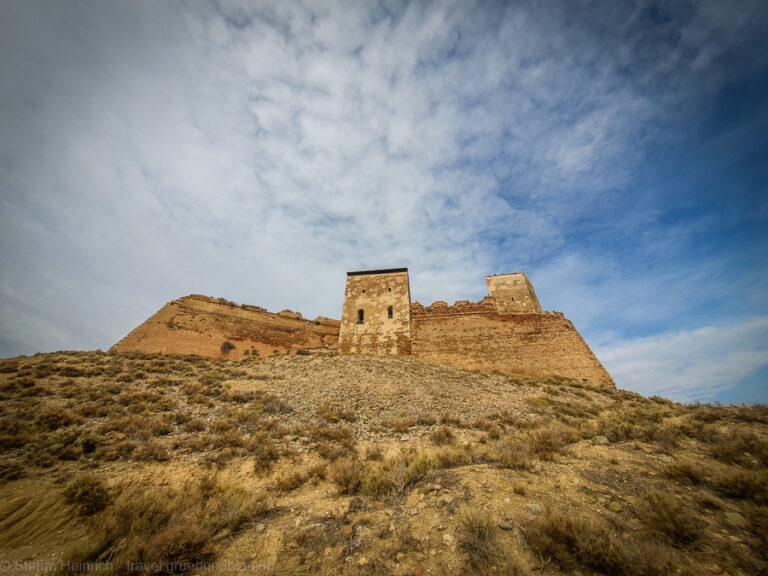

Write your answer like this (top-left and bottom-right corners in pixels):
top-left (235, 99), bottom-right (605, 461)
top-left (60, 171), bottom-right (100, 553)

top-left (1, 351), bottom-right (766, 575)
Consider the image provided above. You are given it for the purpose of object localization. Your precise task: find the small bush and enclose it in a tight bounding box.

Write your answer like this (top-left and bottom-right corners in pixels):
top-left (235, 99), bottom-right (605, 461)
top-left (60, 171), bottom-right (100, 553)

top-left (220, 341), bottom-right (235, 355)
top-left (713, 470), bottom-right (768, 504)
top-left (183, 418), bottom-right (206, 432)
top-left (253, 391), bottom-right (292, 414)
top-left (664, 460), bottom-right (703, 484)
top-left (272, 470), bottom-right (309, 493)
top-left (494, 434), bottom-right (533, 470)
top-left (529, 424), bottom-right (570, 457)
top-left (210, 487), bottom-right (271, 532)
top-left (64, 474), bottom-right (110, 515)
top-left (431, 425), bottom-right (455, 446)
top-left (0, 461), bottom-right (24, 484)
top-left (317, 401), bottom-right (357, 423)
top-left (638, 490), bottom-right (703, 546)
top-left (36, 407), bottom-right (81, 431)
top-left (139, 522), bottom-right (215, 571)
top-left (459, 512), bottom-right (497, 572)
top-left (526, 508), bottom-right (678, 576)
top-left (416, 413), bottom-right (437, 426)
top-left (135, 440), bottom-right (170, 461)
top-left (365, 444), bottom-right (384, 461)
top-left (309, 423), bottom-right (353, 443)
top-left (329, 457), bottom-right (362, 494)
top-left (361, 463), bottom-right (396, 497)
top-left (250, 435), bottom-right (280, 474)
top-left (440, 412), bottom-right (461, 425)
top-left (0, 361), bottom-right (19, 373)
top-left (458, 512), bottom-right (529, 574)
top-left (385, 416), bottom-right (417, 433)
top-left (317, 441), bottom-right (353, 462)
top-left (708, 430), bottom-right (763, 465)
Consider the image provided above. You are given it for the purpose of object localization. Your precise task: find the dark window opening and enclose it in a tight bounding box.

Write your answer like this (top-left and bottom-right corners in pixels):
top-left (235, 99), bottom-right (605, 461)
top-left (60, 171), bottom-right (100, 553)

top-left (388, 287), bottom-right (392, 292)
top-left (387, 306), bottom-right (393, 319)
top-left (362, 289), bottom-right (366, 293)
top-left (357, 309), bottom-right (364, 324)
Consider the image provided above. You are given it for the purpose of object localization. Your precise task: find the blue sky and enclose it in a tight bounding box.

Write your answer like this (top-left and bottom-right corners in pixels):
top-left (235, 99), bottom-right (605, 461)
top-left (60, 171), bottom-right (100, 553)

top-left (1, 0), bottom-right (766, 403)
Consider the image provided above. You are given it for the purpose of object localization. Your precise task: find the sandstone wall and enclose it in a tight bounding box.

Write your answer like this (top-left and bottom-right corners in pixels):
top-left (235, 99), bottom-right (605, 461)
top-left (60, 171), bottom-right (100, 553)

top-left (410, 307), bottom-right (614, 388)
top-left (338, 269), bottom-right (412, 356)
top-left (111, 295), bottom-right (339, 358)
top-left (486, 273), bottom-right (542, 314)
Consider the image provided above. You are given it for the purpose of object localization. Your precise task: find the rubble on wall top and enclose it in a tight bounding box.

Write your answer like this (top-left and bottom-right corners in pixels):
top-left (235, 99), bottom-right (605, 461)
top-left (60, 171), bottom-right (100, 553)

top-left (411, 297), bottom-right (497, 316)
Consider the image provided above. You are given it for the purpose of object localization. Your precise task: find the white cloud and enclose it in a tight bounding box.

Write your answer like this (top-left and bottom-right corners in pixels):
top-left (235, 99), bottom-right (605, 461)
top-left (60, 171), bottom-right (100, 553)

top-left (0, 0), bottom-right (766, 401)
top-left (597, 316), bottom-right (768, 402)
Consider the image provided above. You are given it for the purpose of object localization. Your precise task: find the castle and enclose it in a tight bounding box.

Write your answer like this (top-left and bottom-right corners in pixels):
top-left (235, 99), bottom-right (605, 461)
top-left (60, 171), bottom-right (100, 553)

top-left (112, 268), bottom-right (614, 388)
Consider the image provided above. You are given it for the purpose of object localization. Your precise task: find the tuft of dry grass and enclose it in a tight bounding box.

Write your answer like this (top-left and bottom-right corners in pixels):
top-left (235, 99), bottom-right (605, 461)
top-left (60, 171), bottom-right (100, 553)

top-left (493, 434), bottom-right (534, 470)
top-left (638, 490), bottom-right (703, 546)
top-left (526, 508), bottom-right (680, 576)
top-left (430, 425), bottom-right (455, 446)
top-left (58, 473), bottom-right (272, 576)
top-left (712, 469), bottom-right (768, 504)
top-left (664, 460), bottom-right (704, 484)
top-left (63, 474), bottom-right (110, 515)
top-left (329, 457), bottom-right (362, 494)
top-left (36, 407), bottom-right (82, 431)
top-left (458, 511), bottom-right (530, 575)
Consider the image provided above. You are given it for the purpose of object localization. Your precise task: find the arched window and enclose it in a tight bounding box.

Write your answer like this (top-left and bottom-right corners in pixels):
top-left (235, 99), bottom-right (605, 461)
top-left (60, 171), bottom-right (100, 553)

top-left (357, 309), bottom-right (364, 324)
top-left (387, 306), bottom-right (393, 319)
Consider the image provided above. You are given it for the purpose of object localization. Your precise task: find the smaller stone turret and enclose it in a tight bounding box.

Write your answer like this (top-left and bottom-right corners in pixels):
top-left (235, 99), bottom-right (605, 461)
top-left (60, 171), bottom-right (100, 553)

top-left (485, 273), bottom-right (542, 314)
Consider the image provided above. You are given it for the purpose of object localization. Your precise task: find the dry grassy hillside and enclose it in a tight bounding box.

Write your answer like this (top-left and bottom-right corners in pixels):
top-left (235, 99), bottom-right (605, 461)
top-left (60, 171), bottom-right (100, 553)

top-left (0, 351), bottom-right (766, 576)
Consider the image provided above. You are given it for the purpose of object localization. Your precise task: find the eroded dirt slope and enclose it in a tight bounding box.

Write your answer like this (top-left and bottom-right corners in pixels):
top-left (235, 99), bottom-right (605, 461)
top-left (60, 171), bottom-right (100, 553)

top-left (0, 351), bottom-right (766, 576)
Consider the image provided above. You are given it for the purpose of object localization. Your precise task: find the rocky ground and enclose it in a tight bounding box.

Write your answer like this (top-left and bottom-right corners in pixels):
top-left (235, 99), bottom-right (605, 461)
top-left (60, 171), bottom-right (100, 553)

top-left (0, 351), bottom-right (766, 576)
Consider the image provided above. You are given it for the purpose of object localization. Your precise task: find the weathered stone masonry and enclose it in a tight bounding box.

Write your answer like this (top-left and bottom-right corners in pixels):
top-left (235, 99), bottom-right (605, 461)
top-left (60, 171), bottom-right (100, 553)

top-left (338, 268), bottom-right (412, 356)
top-left (113, 269), bottom-right (614, 388)
top-left (339, 269), bottom-right (614, 388)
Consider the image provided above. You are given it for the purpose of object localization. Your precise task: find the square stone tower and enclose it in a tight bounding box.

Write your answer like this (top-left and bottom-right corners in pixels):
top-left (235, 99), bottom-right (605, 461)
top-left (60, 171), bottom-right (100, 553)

top-left (338, 268), bottom-right (412, 356)
top-left (486, 272), bottom-right (542, 314)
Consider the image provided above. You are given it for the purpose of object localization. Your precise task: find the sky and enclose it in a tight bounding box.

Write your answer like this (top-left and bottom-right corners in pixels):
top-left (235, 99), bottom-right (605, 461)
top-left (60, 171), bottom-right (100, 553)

top-left (1, 0), bottom-right (767, 404)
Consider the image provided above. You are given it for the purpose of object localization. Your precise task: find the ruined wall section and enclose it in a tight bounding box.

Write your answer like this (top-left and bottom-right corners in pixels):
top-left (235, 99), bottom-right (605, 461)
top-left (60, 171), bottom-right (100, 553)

top-left (410, 297), bottom-right (497, 316)
top-left (486, 273), bottom-right (542, 314)
top-left (339, 269), bottom-right (412, 356)
top-left (411, 308), bottom-right (614, 388)
top-left (111, 295), bottom-right (339, 358)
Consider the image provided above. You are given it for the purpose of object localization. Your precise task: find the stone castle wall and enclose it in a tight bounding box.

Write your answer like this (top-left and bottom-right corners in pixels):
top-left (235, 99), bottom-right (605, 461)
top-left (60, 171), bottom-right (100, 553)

top-left (112, 270), bottom-right (615, 389)
top-left (410, 308), bottom-right (614, 388)
top-left (111, 295), bottom-right (339, 358)
top-left (338, 269), bottom-right (412, 356)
